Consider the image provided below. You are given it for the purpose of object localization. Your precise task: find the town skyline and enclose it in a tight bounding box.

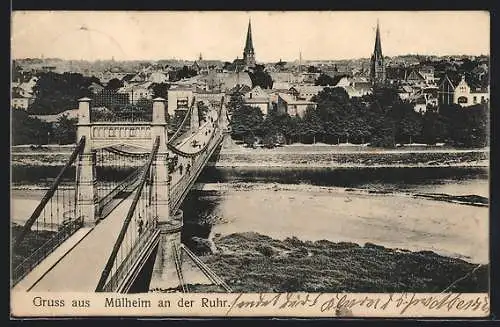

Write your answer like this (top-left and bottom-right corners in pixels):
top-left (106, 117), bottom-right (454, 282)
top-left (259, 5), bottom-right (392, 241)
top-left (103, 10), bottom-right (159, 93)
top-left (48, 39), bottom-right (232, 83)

top-left (12, 11), bottom-right (490, 62)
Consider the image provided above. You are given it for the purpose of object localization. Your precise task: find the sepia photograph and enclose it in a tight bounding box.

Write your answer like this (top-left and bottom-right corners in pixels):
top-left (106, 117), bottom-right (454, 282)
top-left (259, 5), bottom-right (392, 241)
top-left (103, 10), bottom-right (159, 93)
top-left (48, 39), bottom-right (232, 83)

top-left (10, 10), bottom-right (490, 317)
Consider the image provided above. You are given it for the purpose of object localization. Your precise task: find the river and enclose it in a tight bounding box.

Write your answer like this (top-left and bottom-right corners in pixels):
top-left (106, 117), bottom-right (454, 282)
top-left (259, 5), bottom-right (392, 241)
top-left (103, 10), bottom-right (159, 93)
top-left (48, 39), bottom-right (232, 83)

top-left (11, 166), bottom-right (489, 266)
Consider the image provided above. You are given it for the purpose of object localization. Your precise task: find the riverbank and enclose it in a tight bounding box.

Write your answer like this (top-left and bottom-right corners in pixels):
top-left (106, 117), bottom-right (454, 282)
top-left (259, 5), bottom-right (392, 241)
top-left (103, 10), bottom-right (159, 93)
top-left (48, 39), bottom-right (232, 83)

top-left (187, 232), bottom-right (488, 293)
top-left (214, 149), bottom-right (488, 168)
top-left (11, 145), bottom-right (489, 168)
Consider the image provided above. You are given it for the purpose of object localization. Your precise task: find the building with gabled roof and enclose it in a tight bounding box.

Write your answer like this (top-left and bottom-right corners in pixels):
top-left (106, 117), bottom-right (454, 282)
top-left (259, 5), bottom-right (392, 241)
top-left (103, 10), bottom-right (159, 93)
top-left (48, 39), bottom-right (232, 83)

top-left (243, 86), bottom-right (272, 115)
top-left (289, 85), bottom-right (325, 101)
top-left (276, 92), bottom-right (316, 118)
top-left (453, 75), bottom-right (489, 107)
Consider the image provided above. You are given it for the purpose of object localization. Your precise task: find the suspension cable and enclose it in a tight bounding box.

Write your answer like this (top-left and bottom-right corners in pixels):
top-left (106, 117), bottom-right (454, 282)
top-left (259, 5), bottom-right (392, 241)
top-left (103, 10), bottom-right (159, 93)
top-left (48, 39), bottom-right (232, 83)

top-left (14, 137), bottom-right (86, 249)
top-left (95, 136), bottom-right (160, 291)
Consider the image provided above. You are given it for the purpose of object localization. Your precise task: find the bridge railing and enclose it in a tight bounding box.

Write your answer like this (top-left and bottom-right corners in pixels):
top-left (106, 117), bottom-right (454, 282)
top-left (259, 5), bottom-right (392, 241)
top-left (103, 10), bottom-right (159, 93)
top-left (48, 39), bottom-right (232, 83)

top-left (95, 136), bottom-right (160, 292)
top-left (91, 108), bottom-right (153, 123)
top-left (96, 166), bottom-right (145, 220)
top-left (94, 146), bottom-right (151, 220)
top-left (12, 216), bottom-right (84, 285)
top-left (169, 115), bottom-right (224, 212)
top-left (12, 137), bottom-right (86, 285)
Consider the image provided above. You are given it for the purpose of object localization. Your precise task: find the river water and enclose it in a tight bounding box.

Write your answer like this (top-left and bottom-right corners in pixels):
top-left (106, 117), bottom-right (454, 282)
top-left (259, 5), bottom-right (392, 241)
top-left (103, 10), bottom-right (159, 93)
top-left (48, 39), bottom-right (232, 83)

top-left (11, 166), bottom-right (489, 266)
top-left (182, 166), bottom-right (489, 265)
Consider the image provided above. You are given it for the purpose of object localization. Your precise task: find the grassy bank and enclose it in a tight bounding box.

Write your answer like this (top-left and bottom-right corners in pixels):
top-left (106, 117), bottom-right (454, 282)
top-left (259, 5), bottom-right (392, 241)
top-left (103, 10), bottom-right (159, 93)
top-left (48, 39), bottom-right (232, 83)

top-left (11, 224), bottom-right (56, 269)
top-left (187, 232), bottom-right (488, 293)
top-left (215, 150), bottom-right (488, 168)
top-left (11, 148), bottom-right (489, 168)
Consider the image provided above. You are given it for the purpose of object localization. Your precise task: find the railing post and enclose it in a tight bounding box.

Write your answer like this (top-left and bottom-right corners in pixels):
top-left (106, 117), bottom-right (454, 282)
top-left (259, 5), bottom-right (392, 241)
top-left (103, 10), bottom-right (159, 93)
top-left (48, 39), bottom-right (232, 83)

top-left (76, 97), bottom-right (98, 226)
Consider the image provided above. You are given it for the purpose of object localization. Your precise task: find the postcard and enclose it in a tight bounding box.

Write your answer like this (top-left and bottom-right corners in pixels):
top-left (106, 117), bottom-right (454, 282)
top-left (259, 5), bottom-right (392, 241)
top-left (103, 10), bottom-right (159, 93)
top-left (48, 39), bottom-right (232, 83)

top-left (10, 10), bottom-right (490, 318)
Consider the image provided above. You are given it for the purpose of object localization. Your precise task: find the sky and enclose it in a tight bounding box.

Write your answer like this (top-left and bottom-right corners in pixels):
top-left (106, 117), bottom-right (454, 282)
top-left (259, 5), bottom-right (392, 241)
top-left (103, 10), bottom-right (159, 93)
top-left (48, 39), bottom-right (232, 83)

top-left (11, 11), bottom-right (490, 62)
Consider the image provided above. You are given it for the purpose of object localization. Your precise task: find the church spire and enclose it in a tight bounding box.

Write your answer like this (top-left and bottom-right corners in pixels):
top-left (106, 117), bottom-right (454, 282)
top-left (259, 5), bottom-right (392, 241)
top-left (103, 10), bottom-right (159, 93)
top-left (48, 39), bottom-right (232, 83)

top-left (370, 19), bottom-right (386, 86)
top-left (374, 19), bottom-right (383, 58)
top-left (244, 19), bottom-right (254, 53)
top-left (243, 18), bottom-right (256, 68)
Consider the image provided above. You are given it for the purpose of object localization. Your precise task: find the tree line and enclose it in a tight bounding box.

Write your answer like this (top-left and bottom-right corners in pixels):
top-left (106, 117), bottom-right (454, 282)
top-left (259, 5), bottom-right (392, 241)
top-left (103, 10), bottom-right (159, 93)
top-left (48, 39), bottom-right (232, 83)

top-left (228, 87), bottom-right (488, 148)
top-left (12, 110), bottom-right (77, 145)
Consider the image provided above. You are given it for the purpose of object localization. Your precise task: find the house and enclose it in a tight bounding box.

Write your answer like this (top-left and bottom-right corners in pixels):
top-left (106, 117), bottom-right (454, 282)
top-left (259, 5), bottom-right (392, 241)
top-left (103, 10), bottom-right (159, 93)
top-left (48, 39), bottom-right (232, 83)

top-left (117, 82), bottom-right (154, 104)
top-left (334, 76), bottom-right (351, 88)
top-left (12, 92), bottom-right (34, 110)
top-left (148, 71), bottom-right (169, 84)
top-left (12, 76), bottom-right (38, 98)
top-left (437, 74), bottom-right (456, 107)
top-left (339, 81), bottom-right (372, 99)
top-left (412, 87), bottom-right (439, 112)
top-left (191, 61), bottom-right (201, 74)
top-left (130, 71), bottom-right (148, 83)
top-left (412, 96), bottom-right (428, 114)
top-left (89, 82), bottom-right (105, 95)
top-left (276, 93), bottom-right (316, 118)
top-left (406, 69), bottom-right (427, 86)
top-left (270, 72), bottom-right (303, 86)
top-left (288, 85), bottom-right (325, 101)
top-left (386, 66), bottom-right (408, 85)
top-left (193, 88), bottom-right (225, 104)
top-left (453, 75), bottom-right (489, 107)
top-left (243, 86), bottom-right (271, 115)
top-left (167, 86), bottom-right (194, 116)
top-left (227, 84), bottom-right (251, 96)
top-left (397, 85), bottom-right (414, 101)
top-left (120, 73), bottom-right (136, 86)
top-left (216, 72), bottom-right (252, 91)
top-left (418, 65), bottom-right (436, 85)
top-left (301, 72), bottom-right (321, 84)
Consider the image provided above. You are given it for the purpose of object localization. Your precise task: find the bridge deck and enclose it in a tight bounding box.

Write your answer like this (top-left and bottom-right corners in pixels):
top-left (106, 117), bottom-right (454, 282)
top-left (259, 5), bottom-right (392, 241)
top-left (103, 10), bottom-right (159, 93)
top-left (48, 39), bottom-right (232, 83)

top-left (13, 227), bottom-right (93, 292)
top-left (29, 198), bottom-right (132, 292)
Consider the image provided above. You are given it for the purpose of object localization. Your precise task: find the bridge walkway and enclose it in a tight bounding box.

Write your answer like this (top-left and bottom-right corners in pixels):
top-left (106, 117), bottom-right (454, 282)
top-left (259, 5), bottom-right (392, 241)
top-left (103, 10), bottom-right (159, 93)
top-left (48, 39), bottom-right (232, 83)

top-left (28, 198), bottom-right (133, 292)
top-left (12, 227), bottom-right (93, 292)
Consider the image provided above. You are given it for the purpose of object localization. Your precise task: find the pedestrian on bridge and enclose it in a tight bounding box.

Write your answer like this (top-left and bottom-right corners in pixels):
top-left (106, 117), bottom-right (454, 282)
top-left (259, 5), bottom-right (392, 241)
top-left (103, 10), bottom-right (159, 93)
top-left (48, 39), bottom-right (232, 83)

top-left (137, 215), bottom-right (144, 235)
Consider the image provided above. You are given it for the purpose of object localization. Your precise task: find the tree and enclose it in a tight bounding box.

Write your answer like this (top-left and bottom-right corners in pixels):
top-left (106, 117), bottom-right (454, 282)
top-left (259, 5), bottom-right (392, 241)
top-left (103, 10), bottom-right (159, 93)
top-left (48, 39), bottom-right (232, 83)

top-left (105, 78), bottom-right (124, 91)
top-left (151, 83), bottom-right (170, 99)
top-left (230, 104), bottom-right (264, 140)
top-left (248, 65), bottom-right (273, 89)
top-left (53, 114), bottom-right (77, 144)
top-left (398, 113), bottom-right (422, 144)
top-left (315, 73), bottom-right (336, 86)
top-left (28, 72), bottom-right (95, 115)
top-left (302, 107), bottom-right (324, 144)
top-left (12, 110), bottom-right (52, 145)
top-left (226, 92), bottom-right (245, 116)
top-left (307, 66), bottom-right (321, 73)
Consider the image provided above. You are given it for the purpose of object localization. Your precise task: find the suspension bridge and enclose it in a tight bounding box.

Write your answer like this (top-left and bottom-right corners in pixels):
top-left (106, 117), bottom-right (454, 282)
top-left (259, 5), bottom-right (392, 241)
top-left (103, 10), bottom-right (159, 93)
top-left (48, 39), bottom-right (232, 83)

top-left (11, 96), bottom-right (232, 293)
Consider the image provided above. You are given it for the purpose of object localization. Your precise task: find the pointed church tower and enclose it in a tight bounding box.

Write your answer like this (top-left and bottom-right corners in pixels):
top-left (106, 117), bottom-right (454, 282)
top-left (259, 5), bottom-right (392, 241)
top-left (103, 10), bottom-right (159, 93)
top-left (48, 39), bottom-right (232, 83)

top-left (370, 20), bottom-right (386, 86)
top-left (243, 19), bottom-right (256, 68)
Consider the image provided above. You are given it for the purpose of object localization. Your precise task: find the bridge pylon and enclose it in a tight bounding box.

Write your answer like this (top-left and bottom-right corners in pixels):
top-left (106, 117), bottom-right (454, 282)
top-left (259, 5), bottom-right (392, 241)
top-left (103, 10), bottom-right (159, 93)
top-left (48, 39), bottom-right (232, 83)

top-left (76, 97), bottom-right (98, 226)
top-left (150, 97), bottom-right (184, 291)
top-left (190, 99), bottom-right (200, 132)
